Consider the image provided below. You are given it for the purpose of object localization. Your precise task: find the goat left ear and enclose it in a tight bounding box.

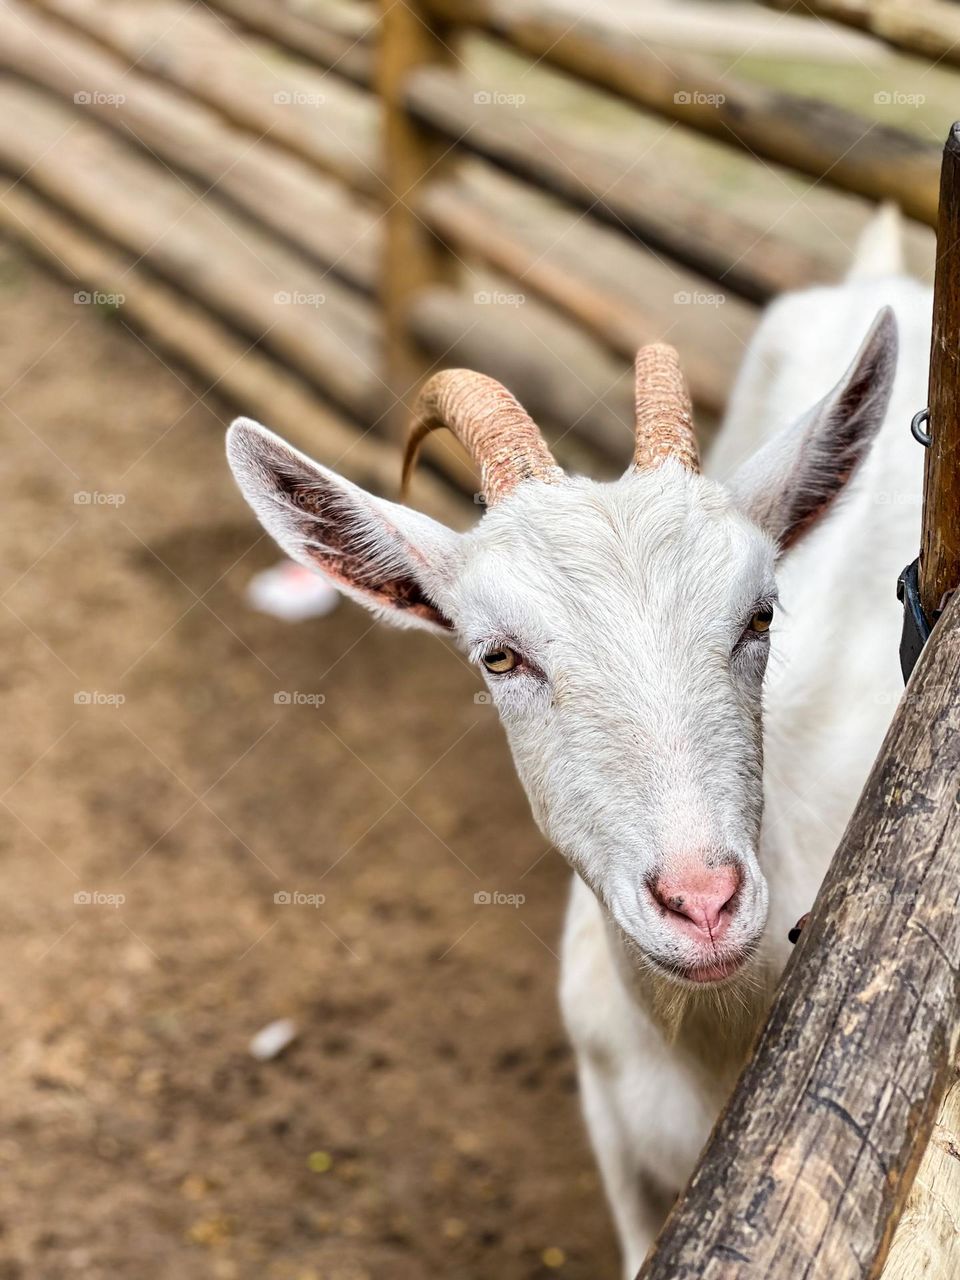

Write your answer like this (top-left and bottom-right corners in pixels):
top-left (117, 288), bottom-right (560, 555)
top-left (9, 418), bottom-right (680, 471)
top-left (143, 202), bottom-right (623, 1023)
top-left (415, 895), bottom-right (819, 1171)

top-left (226, 418), bottom-right (461, 633)
top-left (727, 306), bottom-right (898, 553)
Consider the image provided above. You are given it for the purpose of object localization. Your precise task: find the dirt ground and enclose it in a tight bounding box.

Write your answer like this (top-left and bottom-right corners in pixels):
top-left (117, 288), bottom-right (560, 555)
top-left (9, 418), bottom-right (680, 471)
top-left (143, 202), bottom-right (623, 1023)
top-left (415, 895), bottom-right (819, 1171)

top-left (0, 240), bottom-right (618, 1280)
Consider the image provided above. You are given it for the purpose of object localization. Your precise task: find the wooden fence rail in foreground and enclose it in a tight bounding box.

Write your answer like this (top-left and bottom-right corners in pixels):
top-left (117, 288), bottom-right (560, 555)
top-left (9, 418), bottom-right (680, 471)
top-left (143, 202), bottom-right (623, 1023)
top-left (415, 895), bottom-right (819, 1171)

top-left (636, 588), bottom-right (960, 1280)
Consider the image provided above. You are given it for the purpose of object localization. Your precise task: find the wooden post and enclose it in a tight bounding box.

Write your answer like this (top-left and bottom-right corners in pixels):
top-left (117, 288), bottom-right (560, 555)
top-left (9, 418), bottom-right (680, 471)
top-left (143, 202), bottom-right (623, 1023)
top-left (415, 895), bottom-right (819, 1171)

top-left (636, 588), bottom-right (960, 1280)
top-left (919, 123), bottom-right (960, 618)
top-left (378, 0), bottom-right (459, 437)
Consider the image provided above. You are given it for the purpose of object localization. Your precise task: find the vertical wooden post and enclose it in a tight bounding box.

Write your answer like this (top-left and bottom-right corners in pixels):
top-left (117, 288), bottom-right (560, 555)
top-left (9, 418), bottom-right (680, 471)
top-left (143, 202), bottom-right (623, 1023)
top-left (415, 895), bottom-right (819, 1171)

top-left (378, 0), bottom-right (459, 437)
top-left (919, 123), bottom-right (960, 617)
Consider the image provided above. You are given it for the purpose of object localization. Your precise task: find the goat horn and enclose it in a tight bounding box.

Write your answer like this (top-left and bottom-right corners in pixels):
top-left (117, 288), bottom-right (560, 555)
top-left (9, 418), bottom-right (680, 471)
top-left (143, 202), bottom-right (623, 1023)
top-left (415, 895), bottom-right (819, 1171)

top-left (401, 369), bottom-right (562, 505)
top-left (633, 343), bottom-right (700, 473)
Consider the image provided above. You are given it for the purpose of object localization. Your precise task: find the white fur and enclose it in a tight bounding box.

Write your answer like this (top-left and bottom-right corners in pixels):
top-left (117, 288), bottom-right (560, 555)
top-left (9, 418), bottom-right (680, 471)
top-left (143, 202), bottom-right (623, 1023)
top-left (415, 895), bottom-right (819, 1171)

top-left (225, 209), bottom-right (928, 1276)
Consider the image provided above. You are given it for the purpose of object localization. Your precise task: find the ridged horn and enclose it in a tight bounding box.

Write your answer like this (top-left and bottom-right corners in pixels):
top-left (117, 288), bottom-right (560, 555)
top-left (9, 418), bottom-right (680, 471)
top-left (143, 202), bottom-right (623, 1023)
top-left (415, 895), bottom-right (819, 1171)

top-left (633, 344), bottom-right (700, 473)
top-left (401, 369), bottom-right (562, 505)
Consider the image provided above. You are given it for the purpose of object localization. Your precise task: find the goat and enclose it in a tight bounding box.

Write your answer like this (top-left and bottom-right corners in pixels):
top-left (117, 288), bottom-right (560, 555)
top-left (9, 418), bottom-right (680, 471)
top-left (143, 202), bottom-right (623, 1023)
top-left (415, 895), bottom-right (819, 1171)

top-left (226, 207), bottom-right (927, 1276)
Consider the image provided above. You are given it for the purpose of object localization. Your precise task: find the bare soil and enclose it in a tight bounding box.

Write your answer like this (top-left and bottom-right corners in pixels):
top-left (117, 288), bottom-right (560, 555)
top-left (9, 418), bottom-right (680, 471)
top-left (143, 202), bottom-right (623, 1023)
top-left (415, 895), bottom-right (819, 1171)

top-left (0, 241), bottom-right (617, 1280)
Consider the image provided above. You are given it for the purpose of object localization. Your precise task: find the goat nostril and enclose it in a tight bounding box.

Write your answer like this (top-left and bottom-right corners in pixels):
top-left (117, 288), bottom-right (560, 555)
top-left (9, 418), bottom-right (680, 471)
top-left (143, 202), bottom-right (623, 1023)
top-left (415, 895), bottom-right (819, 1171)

top-left (650, 864), bottom-right (742, 935)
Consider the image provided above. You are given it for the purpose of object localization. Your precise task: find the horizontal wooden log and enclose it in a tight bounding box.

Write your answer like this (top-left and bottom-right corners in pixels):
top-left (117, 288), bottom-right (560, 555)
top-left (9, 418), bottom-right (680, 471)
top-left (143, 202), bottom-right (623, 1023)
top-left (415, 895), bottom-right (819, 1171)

top-left (766, 0), bottom-right (960, 69)
top-left (0, 80), bottom-right (383, 424)
top-left (203, 0), bottom-right (375, 86)
top-left (0, 0), bottom-right (379, 293)
top-left (404, 66), bottom-right (833, 303)
top-left (423, 0), bottom-right (940, 225)
top-left (0, 181), bottom-right (465, 523)
top-left (418, 163), bottom-right (758, 417)
top-left (638, 588), bottom-right (960, 1279)
top-left (31, 0), bottom-right (384, 197)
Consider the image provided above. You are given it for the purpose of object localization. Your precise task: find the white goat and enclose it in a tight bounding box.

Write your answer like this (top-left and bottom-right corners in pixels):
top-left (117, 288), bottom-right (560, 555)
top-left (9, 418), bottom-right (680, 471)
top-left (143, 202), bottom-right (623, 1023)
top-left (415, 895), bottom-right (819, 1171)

top-left (226, 208), bottom-right (929, 1276)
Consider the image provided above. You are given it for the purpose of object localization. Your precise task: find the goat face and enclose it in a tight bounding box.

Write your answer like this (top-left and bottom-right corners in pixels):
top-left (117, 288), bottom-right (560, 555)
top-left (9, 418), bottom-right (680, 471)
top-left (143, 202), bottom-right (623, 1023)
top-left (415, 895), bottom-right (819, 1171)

top-left (455, 469), bottom-right (774, 985)
top-left (227, 307), bottom-right (897, 989)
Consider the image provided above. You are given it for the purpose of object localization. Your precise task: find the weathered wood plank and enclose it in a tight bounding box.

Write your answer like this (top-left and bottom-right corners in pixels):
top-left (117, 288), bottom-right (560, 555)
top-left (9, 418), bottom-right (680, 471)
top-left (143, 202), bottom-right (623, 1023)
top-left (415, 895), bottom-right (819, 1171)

top-left (920, 124), bottom-right (960, 617)
top-left (418, 163), bottom-right (758, 417)
top-left (637, 588), bottom-right (960, 1279)
top-left (880, 1074), bottom-right (960, 1279)
top-left (0, 0), bottom-right (379, 292)
top-left (377, 0), bottom-right (460, 437)
top-left (31, 0), bottom-right (384, 196)
top-left (0, 80), bottom-right (383, 424)
top-left (404, 65), bottom-right (833, 303)
top-left (203, 0), bottom-right (375, 86)
top-left (767, 0), bottom-right (960, 69)
top-left (0, 181), bottom-right (465, 523)
top-left (423, 0), bottom-right (941, 225)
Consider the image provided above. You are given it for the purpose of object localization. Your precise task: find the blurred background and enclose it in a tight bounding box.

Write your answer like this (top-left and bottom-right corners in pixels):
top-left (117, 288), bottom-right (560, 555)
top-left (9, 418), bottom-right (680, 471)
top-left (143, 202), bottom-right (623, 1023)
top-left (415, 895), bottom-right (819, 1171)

top-left (0, 0), bottom-right (953, 1276)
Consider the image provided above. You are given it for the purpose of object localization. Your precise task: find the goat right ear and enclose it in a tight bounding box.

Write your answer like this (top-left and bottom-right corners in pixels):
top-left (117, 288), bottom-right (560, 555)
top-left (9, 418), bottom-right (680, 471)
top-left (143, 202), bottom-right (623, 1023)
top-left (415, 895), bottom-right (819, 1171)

top-left (727, 307), bottom-right (898, 553)
top-left (226, 418), bottom-right (461, 633)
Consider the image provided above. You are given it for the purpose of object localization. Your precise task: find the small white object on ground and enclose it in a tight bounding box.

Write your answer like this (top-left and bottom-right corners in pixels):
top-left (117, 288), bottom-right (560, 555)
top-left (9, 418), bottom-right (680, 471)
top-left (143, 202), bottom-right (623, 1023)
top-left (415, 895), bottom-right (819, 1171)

top-left (246, 560), bottom-right (340, 622)
top-left (249, 1017), bottom-right (298, 1061)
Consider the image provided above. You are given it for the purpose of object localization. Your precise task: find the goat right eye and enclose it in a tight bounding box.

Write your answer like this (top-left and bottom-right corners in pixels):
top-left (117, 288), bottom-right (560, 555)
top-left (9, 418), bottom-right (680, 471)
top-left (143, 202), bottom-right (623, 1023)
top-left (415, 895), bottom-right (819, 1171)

top-left (482, 647), bottom-right (519, 674)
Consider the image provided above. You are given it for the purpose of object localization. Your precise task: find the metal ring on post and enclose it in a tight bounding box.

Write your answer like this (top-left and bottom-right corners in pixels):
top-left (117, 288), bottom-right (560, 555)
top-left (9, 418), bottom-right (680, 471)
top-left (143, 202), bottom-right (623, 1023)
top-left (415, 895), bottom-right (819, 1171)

top-left (912, 407), bottom-right (932, 446)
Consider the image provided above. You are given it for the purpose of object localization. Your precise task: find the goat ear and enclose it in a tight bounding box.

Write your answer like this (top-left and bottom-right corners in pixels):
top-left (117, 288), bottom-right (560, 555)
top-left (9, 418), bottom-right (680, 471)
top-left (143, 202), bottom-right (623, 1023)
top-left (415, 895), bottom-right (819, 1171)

top-left (226, 418), bottom-right (460, 633)
top-left (727, 307), bottom-right (898, 553)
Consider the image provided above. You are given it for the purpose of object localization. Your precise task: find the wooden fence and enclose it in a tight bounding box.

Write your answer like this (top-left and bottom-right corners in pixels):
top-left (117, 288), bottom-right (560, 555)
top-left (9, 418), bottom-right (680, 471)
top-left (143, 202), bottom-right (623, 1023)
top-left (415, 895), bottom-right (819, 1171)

top-left (1, 2), bottom-right (958, 1273)
top-left (0, 0), bottom-right (945, 512)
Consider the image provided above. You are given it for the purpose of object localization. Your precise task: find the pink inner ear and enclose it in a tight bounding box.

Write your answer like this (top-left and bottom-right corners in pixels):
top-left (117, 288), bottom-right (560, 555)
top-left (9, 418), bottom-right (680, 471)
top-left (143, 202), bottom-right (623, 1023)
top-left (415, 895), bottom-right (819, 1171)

top-left (304, 536), bottom-right (452, 630)
top-left (275, 468), bottom-right (453, 629)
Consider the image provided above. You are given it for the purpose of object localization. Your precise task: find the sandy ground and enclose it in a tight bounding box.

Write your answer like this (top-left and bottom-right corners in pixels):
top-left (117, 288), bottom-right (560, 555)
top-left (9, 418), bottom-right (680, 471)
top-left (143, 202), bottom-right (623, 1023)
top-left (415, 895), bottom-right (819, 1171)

top-left (0, 240), bottom-right (618, 1280)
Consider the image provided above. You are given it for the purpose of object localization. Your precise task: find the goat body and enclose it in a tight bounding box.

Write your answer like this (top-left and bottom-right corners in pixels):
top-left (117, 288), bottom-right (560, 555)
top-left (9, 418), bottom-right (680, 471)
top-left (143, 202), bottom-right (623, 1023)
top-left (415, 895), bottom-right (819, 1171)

top-left (226, 207), bottom-right (927, 1276)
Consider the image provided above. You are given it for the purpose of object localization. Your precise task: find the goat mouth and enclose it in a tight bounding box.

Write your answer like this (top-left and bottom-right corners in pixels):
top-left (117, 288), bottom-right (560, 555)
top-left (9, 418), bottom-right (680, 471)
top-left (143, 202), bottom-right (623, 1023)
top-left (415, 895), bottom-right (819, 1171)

top-left (645, 947), bottom-right (751, 986)
top-left (676, 955), bottom-right (745, 983)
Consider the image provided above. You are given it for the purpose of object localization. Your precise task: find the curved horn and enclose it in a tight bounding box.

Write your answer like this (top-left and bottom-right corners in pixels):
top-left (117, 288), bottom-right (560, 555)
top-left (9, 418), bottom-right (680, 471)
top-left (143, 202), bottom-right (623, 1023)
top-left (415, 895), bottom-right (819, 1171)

top-left (633, 343), bottom-right (700, 473)
top-left (401, 370), bottom-right (562, 506)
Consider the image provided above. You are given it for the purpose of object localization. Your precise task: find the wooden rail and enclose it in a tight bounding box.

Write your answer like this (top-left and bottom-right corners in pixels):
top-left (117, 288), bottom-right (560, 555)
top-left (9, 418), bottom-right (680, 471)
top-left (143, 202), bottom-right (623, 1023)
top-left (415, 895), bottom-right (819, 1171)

top-left (920, 125), bottom-right (960, 618)
top-left (422, 0), bottom-right (942, 225)
top-left (765, 0), bottom-right (960, 69)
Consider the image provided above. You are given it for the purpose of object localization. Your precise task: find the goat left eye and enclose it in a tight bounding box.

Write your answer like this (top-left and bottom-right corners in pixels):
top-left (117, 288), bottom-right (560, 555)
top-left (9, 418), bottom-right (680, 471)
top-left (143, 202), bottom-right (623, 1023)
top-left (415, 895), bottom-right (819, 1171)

top-left (749, 606), bottom-right (774, 633)
top-left (482, 646), bottom-right (519, 674)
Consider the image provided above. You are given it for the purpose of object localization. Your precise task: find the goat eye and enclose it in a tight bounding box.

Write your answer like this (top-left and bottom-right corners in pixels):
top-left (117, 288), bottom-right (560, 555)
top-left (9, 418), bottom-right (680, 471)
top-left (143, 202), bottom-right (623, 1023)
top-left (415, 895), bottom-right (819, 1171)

top-left (749, 606), bottom-right (774, 634)
top-left (482, 646), bottom-right (519, 674)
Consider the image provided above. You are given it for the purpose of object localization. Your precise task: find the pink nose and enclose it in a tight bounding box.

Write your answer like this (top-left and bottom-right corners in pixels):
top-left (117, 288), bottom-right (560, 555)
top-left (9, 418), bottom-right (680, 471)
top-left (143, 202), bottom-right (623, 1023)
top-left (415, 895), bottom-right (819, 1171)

top-left (650, 863), bottom-right (741, 940)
